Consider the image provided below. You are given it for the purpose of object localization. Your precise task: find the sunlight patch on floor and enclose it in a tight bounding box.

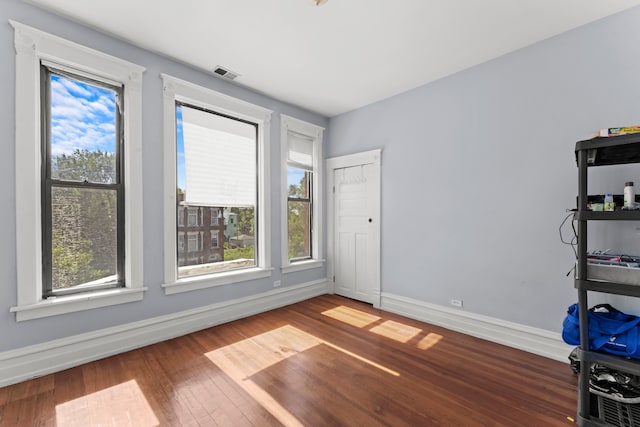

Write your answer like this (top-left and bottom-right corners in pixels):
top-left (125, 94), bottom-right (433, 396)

top-left (208, 324), bottom-right (322, 378)
top-left (417, 332), bottom-right (444, 350)
top-left (205, 324), bottom-right (399, 426)
top-left (321, 305), bottom-right (381, 328)
top-left (206, 325), bottom-right (322, 427)
top-left (369, 320), bottom-right (422, 343)
top-left (55, 379), bottom-right (158, 427)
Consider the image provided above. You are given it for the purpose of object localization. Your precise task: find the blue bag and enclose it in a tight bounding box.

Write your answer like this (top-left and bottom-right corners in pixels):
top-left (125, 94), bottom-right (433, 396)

top-left (562, 303), bottom-right (640, 358)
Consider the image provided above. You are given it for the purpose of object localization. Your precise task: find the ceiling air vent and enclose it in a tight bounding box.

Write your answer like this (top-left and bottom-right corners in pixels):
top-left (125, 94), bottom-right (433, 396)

top-left (212, 66), bottom-right (239, 81)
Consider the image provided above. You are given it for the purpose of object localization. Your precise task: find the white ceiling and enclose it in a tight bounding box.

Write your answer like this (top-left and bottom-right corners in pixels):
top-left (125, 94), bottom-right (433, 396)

top-left (25, 0), bottom-right (640, 117)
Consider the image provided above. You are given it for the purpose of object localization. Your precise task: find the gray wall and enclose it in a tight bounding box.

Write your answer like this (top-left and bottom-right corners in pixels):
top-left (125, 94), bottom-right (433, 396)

top-left (328, 7), bottom-right (640, 331)
top-left (0, 0), bottom-right (328, 352)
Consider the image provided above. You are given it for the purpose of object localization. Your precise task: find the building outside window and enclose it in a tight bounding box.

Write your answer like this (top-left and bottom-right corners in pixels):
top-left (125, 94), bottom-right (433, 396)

top-left (176, 193), bottom-right (224, 267)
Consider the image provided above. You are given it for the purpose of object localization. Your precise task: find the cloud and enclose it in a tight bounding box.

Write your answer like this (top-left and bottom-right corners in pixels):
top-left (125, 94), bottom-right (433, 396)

top-left (58, 77), bottom-right (93, 98)
top-left (49, 75), bottom-right (118, 156)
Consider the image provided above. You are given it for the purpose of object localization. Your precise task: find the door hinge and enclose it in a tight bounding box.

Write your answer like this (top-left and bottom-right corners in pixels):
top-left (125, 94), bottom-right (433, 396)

top-left (333, 275), bottom-right (335, 282)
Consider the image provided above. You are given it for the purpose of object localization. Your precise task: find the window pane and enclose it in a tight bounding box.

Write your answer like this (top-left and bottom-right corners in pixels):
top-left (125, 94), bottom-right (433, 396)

top-left (49, 74), bottom-right (118, 184)
top-left (288, 167), bottom-right (311, 261)
top-left (176, 204), bottom-right (255, 277)
top-left (51, 186), bottom-right (117, 290)
top-left (288, 167), bottom-right (310, 199)
top-left (288, 200), bottom-right (311, 260)
top-left (176, 104), bottom-right (258, 278)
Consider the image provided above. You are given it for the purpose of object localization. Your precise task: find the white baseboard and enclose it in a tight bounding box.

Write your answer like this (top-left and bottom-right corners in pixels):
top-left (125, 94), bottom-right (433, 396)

top-left (0, 278), bottom-right (331, 388)
top-left (380, 293), bottom-right (572, 363)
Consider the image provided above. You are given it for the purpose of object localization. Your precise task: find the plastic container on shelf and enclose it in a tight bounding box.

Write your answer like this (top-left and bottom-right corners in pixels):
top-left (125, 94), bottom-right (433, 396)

top-left (625, 181), bottom-right (635, 207)
top-left (605, 193), bottom-right (615, 211)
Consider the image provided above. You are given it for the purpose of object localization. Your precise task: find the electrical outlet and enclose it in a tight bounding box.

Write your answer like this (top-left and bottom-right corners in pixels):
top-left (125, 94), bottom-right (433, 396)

top-left (273, 280), bottom-right (281, 288)
top-left (450, 299), bottom-right (463, 308)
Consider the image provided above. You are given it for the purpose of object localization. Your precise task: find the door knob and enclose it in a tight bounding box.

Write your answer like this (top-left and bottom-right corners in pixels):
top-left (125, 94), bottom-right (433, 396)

top-left (368, 218), bottom-right (373, 223)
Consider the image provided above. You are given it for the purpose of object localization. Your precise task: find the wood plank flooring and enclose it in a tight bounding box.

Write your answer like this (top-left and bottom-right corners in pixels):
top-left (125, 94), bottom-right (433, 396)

top-left (0, 295), bottom-right (577, 426)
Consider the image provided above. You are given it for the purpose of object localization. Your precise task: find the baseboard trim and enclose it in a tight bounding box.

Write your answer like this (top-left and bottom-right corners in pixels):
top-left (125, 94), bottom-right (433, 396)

top-left (380, 293), bottom-right (572, 363)
top-left (0, 278), bottom-right (330, 387)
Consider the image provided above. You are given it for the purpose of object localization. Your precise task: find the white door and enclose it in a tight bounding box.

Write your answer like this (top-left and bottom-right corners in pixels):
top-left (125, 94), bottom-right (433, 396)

top-left (333, 164), bottom-right (377, 304)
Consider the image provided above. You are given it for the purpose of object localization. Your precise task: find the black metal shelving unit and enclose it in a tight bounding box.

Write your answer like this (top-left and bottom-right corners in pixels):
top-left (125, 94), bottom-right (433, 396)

top-left (574, 133), bottom-right (640, 427)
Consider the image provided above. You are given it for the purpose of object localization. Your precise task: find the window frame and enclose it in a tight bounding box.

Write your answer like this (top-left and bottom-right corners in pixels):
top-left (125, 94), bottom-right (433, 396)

top-left (41, 65), bottom-right (125, 297)
top-left (161, 74), bottom-right (272, 295)
top-left (287, 168), bottom-right (313, 261)
top-left (280, 115), bottom-right (324, 274)
top-left (10, 21), bottom-right (146, 321)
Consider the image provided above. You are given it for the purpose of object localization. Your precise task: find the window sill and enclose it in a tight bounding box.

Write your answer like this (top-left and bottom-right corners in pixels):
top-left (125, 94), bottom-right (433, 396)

top-left (10, 287), bottom-right (147, 322)
top-left (281, 259), bottom-right (324, 274)
top-left (162, 267), bottom-right (273, 295)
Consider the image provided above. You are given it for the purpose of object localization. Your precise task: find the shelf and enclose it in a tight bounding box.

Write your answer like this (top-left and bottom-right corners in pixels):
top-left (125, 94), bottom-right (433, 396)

top-left (579, 348), bottom-right (640, 377)
top-left (575, 210), bottom-right (640, 221)
top-left (575, 134), bottom-right (640, 166)
top-left (576, 279), bottom-right (640, 297)
top-left (574, 135), bottom-right (640, 424)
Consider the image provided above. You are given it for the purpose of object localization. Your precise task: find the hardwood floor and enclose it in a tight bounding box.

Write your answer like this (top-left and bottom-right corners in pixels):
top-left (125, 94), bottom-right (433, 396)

top-left (0, 295), bottom-right (577, 426)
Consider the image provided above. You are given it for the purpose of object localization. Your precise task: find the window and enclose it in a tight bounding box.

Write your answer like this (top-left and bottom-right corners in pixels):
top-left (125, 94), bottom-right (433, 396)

top-left (211, 208), bottom-right (219, 226)
top-left (177, 207), bottom-right (184, 226)
top-left (281, 115), bottom-right (324, 273)
top-left (188, 208), bottom-right (198, 226)
top-left (11, 21), bottom-right (145, 321)
top-left (176, 104), bottom-right (257, 277)
top-left (42, 67), bottom-right (123, 296)
top-left (287, 148), bottom-right (313, 261)
top-left (188, 234), bottom-right (198, 252)
top-left (162, 74), bottom-right (272, 294)
top-left (212, 235), bottom-right (219, 248)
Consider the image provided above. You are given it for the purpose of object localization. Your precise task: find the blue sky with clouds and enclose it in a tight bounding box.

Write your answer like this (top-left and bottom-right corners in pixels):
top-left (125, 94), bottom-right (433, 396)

top-left (50, 74), bottom-right (117, 158)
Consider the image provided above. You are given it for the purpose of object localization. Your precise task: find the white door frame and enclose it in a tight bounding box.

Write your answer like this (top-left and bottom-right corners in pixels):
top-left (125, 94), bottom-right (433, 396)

top-left (326, 149), bottom-right (381, 308)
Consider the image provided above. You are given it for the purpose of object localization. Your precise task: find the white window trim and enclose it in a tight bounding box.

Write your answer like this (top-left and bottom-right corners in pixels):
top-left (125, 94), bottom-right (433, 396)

top-left (280, 115), bottom-right (324, 274)
top-left (10, 21), bottom-right (146, 321)
top-left (161, 74), bottom-right (273, 295)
